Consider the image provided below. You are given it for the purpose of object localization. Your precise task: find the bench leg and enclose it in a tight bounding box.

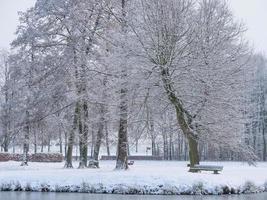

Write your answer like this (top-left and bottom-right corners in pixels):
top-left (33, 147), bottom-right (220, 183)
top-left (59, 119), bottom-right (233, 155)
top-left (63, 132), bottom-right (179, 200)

top-left (214, 170), bottom-right (219, 174)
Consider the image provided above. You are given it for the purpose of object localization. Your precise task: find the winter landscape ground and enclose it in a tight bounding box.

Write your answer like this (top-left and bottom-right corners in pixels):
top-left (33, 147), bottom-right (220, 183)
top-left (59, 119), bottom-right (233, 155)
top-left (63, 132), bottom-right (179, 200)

top-left (1, 161), bottom-right (267, 195)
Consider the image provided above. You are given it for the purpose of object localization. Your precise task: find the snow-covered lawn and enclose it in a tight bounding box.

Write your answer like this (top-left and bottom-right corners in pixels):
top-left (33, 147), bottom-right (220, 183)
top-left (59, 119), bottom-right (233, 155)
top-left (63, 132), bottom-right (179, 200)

top-left (0, 161), bottom-right (267, 195)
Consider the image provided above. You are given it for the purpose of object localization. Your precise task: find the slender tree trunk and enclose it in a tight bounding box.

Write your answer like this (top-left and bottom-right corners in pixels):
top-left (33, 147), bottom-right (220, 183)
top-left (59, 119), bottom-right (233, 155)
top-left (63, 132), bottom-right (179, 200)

top-left (90, 127), bottom-right (95, 158)
top-left (169, 134), bottom-right (173, 160)
top-left (92, 123), bottom-right (103, 167)
top-left (177, 134), bottom-right (181, 160)
top-left (41, 143), bottom-right (44, 153)
top-left (2, 113), bottom-right (10, 152)
top-left (151, 138), bottom-right (156, 156)
top-left (89, 104), bottom-right (105, 168)
top-left (48, 137), bottom-right (51, 153)
top-left (3, 136), bottom-right (9, 152)
top-left (263, 125), bottom-right (266, 161)
top-left (135, 139), bottom-right (138, 153)
top-left (147, 108), bottom-right (156, 156)
top-left (2, 115), bottom-right (10, 152)
top-left (34, 128), bottom-right (37, 154)
top-left (150, 119), bottom-right (156, 156)
top-left (3, 58), bottom-right (10, 153)
top-left (21, 111), bottom-right (30, 166)
top-left (105, 121), bottom-right (110, 156)
top-left (184, 139), bottom-right (188, 161)
top-left (163, 133), bottom-right (168, 160)
top-left (91, 119), bottom-right (104, 168)
top-left (59, 125), bottom-right (63, 154)
top-left (161, 67), bottom-right (199, 170)
top-left (64, 131), bottom-right (68, 157)
top-left (78, 116), bottom-right (85, 168)
top-left (12, 140), bottom-right (15, 153)
top-left (40, 126), bottom-right (44, 153)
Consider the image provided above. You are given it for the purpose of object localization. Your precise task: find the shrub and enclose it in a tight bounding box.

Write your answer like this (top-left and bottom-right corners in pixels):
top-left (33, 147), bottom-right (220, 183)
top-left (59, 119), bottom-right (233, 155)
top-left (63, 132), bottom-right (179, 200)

top-left (0, 152), bottom-right (63, 162)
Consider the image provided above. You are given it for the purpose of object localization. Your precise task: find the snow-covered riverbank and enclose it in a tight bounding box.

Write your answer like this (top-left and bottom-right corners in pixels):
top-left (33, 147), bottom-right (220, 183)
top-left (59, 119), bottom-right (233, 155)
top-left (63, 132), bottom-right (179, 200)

top-left (0, 161), bottom-right (267, 195)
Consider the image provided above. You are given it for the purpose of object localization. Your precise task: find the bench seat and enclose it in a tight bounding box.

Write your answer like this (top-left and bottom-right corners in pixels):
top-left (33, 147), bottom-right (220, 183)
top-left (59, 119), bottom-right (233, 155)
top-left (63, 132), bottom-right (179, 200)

top-left (190, 165), bottom-right (223, 174)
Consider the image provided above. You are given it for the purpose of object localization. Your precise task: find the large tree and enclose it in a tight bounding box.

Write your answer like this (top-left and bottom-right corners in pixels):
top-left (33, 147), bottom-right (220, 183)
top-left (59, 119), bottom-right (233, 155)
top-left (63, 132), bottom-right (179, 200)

top-left (128, 0), bottom-right (254, 168)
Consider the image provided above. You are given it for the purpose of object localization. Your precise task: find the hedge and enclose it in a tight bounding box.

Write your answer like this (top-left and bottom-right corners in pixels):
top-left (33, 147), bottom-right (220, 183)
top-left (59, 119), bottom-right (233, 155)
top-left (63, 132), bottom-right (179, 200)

top-left (0, 153), bottom-right (63, 162)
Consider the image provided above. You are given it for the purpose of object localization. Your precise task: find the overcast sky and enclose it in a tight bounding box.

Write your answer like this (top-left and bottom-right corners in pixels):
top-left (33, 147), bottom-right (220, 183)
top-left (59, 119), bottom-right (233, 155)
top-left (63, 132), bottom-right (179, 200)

top-left (0, 0), bottom-right (266, 54)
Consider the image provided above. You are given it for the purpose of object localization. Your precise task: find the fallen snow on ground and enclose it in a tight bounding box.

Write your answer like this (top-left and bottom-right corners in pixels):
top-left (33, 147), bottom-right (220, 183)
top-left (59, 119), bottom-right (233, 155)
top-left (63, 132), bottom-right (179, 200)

top-left (0, 161), bottom-right (267, 195)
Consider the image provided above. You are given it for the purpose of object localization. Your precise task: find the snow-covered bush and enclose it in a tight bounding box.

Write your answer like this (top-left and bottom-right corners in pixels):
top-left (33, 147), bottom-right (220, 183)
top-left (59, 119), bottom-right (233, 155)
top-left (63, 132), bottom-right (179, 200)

top-left (192, 182), bottom-right (206, 195)
top-left (242, 181), bottom-right (259, 193)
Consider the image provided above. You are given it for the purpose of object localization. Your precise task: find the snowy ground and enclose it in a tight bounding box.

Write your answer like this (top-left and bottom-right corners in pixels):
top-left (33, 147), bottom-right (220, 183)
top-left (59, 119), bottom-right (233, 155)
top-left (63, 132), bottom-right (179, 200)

top-left (0, 161), bottom-right (267, 195)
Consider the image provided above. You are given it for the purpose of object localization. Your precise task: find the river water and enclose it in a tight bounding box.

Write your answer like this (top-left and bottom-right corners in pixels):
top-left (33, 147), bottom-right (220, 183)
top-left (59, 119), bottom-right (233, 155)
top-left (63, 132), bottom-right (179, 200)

top-left (0, 192), bottom-right (266, 200)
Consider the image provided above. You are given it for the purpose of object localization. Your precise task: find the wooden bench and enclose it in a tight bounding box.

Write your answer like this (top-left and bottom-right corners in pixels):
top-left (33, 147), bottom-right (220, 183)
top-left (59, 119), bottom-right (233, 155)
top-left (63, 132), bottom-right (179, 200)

top-left (88, 160), bottom-right (99, 168)
top-left (189, 165), bottom-right (223, 174)
top-left (128, 160), bottom-right (134, 165)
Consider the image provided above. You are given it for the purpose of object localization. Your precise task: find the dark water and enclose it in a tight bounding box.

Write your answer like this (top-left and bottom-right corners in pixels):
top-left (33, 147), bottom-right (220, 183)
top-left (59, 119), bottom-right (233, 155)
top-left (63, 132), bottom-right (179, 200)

top-left (0, 192), bottom-right (266, 200)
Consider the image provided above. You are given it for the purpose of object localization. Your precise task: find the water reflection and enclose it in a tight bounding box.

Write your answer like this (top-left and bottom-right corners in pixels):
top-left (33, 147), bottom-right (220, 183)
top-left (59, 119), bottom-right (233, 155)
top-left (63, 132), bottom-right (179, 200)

top-left (0, 192), bottom-right (266, 200)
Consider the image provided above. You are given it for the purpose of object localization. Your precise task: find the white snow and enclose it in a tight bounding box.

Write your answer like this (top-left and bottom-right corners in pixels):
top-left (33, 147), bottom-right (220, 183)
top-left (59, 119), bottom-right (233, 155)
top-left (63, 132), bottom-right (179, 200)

top-left (0, 161), bottom-right (267, 195)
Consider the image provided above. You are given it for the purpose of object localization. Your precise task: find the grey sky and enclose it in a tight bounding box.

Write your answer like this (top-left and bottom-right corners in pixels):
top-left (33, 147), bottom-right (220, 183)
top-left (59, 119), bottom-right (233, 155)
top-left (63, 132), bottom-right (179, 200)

top-left (230, 0), bottom-right (267, 55)
top-left (0, 0), bottom-right (36, 49)
top-left (0, 0), bottom-right (266, 54)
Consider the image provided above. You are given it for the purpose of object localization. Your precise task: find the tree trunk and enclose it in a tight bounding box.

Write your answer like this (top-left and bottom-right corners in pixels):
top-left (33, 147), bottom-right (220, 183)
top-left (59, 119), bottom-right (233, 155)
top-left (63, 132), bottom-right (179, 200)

top-left (59, 125), bottom-right (63, 154)
top-left (116, 85), bottom-right (129, 169)
top-left (80, 100), bottom-right (89, 168)
top-left (169, 134), bottom-right (173, 160)
top-left (184, 139), bottom-right (188, 161)
top-left (150, 118), bottom-right (156, 156)
top-left (135, 139), bottom-right (138, 153)
top-left (188, 136), bottom-right (200, 171)
top-left (116, 106), bottom-right (129, 170)
top-left (161, 67), bottom-right (199, 169)
top-left (2, 115), bottom-right (10, 152)
top-left (91, 121), bottom-right (104, 168)
top-left (2, 59), bottom-right (10, 153)
top-left (41, 127), bottom-right (44, 153)
top-left (47, 137), bottom-right (51, 153)
top-left (64, 131), bottom-right (68, 157)
top-left (65, 102), bottom-right (79, 168)
top-left (151, 138), bottom-right (156, 156)
top-left (21, 111), bottom-right (30, 166)
top-left (78, 100), bottom-right (89, 169)
top-left (115, 0), bottom-right (129, 170)
top-left (163, 133), bottom-right (168, 160)
top-left (2, 113), bottom-right (10, 152)
top-left (3, 136), bottom-right (9, 152)
top-left (105, 121), bottom-right (110, 156)
top-left (263, 125), bottom-right (266, 161)
top-left (65, 129), bottom-right (74, 168)
top-left (90, 127), bottom-right (95, 158)
top-left (34, 128), bottom-right (37, 154)
top-left (12, 141), bottom-right (15, 153)
top-left (89, 104), bottom-right (105, 168)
